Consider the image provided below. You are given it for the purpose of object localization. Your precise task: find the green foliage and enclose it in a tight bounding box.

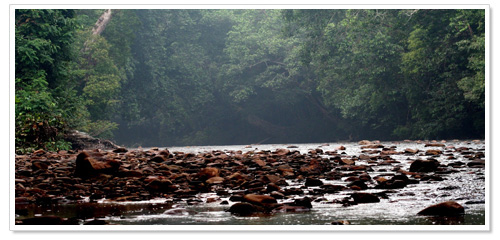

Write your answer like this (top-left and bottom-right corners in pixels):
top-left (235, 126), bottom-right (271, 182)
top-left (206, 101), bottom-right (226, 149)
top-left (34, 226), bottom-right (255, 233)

top-left (15, 8), bottom-right (485, 150)
top-left (15, 9), bottom-right (79, 153)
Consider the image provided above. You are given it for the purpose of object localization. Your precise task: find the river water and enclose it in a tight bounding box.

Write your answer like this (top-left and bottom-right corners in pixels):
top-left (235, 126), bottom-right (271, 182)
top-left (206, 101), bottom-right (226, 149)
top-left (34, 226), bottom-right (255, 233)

top-left (15, 140), bottom-right (486, 226)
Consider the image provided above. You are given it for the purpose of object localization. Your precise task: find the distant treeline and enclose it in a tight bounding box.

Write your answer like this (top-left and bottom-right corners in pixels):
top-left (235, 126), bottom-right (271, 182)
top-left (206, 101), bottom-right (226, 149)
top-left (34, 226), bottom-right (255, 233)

top-left (15, 9), bottom-right (485, 152)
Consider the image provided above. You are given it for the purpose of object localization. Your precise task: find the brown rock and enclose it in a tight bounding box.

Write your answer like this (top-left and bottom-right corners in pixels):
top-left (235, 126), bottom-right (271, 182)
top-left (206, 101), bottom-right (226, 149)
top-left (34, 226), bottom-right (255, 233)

top-left (74, 152), bottom-right (120, 178)
top-left (417, 201), bottom-right (465, 216)
top-left (425, 143), bottom-right (445, 147)
top-left (425, 149), bottom-right (443, 155)
top-left (350, 192), bottom-right (380, 203)
top-left (206, 176), bottom-right (224, 184)
top-left (243, 194), bottom-right (277, 206)
top-left (228, 202), bottom-right (263, 216)
top-left (409, 159), bottom-right (440, 172)
top-left (197, 167), bottom-right (219, 180)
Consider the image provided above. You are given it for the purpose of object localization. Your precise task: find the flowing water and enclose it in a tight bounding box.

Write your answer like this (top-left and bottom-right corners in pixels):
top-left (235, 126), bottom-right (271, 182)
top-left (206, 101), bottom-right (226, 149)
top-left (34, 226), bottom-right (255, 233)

top-left (15, 140), bottom-right (486, 225)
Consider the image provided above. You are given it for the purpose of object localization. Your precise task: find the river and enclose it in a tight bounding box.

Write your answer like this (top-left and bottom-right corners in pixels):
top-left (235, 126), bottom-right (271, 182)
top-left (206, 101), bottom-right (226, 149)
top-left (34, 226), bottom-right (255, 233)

top-left (14, 140), bottom-right (486, 226)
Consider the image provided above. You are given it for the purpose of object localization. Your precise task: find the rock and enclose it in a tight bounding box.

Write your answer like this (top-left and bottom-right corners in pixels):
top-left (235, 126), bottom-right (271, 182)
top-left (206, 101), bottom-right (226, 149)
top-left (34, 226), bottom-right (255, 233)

top-left (74, 152), bottom-right (120, 178)
top-left (467, 160), bottom-right (485, 168)
top-left (64, 130), bottom-right (120, 150)
top-left (425, 143), bottom-right (445, 147)
top-left (350, 192), bottom-right (380, 204)
top-left (417, 201), bottom-right (465, 216)
top-left (339, 158), bottom-right (355, 165)
top-left (274, 149), bottom-right (290, 156)
top-left (361, 144), bottom-right (384, 149)
top-left (331, 220), bottom-right (350, 225)
top-left (243, 194), bottom-right (277, 206)
top-left (113, 147), bottom-right (128, 153)
top-left (304, 177), bottom-right (324, 187)
top-left (425, 149), bottom-right (443, 155)
top-left (197, 167), bottom-right (219, 180)
top-left (347, 180), bottom-right (368, 190)
top-left (32, 161), bottom-right (49, 171)
top-left (227, 202), bottom-right (263, 216)
top-left (404, 148), bottom-right (419, 154)
top-left (293, 197), bottom-right (313, 208)
top-left (266, 183), bottom-right (281, 192)
top-left (145, 177), bottom-right (177, 193)
top-left (206, 176), bottom-right (224, 184)
top-left (409, 159), bottom-right (439, 172)
top-left (336, 146), bottom-right (346, 150)
top-left (320, 184), bottom-right (346, 193)
top-left (358, 140), bottom-right (372, 145)
top-left (149, 156), bottom-right (166, 163)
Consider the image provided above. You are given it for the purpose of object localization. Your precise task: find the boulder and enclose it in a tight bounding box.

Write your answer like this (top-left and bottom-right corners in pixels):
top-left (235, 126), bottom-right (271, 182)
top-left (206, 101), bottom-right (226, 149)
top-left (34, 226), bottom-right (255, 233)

top-left (350, 192), bottom-right (380, 204)
top-left (425, 149), bottom-right (443, 155)
top-left (304, 177), bottom-right (324, 187)
top-left (64, 130), bottom-right (120, 150)
top-left (227, 202), bottom-right (263, 216)
top-left (206, 176), bottom-right (224, 184)
top-left (197, 167), bottom-right (219, 180)
top-left (417, 201), bottom-right (465, 216)
top-left (409, 159), bottom-right (439, 172)
top-left (243, 194), bottom-right (277, 206)
top-left (74, 152), bottom-right (120, 178)
top-left (274, 148), bottom-right (290, 156)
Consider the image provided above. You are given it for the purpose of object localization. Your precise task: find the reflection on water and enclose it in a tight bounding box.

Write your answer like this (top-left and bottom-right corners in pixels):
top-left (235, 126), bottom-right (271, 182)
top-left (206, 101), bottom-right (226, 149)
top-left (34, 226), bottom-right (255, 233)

top-left (15, 141), bottom-right (486, 225)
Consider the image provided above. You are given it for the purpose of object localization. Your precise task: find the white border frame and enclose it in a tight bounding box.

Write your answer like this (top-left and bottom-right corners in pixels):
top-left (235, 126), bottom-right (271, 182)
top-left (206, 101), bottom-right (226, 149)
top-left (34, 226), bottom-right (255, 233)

top-left (8, 3), bottom-right (491, 232)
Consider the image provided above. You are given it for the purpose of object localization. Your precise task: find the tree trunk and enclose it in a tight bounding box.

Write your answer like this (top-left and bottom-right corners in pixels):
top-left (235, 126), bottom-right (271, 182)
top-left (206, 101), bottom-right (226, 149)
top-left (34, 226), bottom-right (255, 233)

top-left (92, 9), bottom-right (113, 35)
top-left (83, 9), bottom-right (114, 52)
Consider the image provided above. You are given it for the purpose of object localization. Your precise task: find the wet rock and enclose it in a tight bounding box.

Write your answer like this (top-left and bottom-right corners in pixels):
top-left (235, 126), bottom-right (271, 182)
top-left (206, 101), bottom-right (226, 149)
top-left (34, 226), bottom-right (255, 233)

top-left (425, 149), bottom-right (443, 156)
top-left (243, 194), bottom-right (277, 206)
top-left (409, 159), bottom-right (439, 172)
top-left (113, 147), bottom-right (128, 153)
top-left (197, 167), bottom-right (220, 180)
top-left (417, 201), bottom-right (464, 216)
top-left (467, 160), bottom-right (485, 168)
top-left (206, 176), bottom-right (224, 184)
top-left (321, 184), bottom-right (346, 193)
top-left (347, 180), bottom-right (368, 190)
top-left (425, 143), bottom-right (445, 147)
top-left (266, 183), bottom-right (281, 192)
top-left (32, 161), bottom-right (49, 171)
top-left (227, 202), bottom-right (264, 216)
top-left (338, 158), bottom-right (355, 165)
top-left (350, 192), bottom-right (380, 204)
top-left (149, 156), bottom-right (166, 163)
top-left (358, 140), bottom-right (372, 145)
top-left (404, 148), bottom-right (419, 154)
top-left (304, 177), bottom-right (324, 187)
top-left (74, 152), bottom-right (120, 178)
top-left (274, 148), bottom-right (290, 156)
top-left (361, 144), bottom-right (384, 149)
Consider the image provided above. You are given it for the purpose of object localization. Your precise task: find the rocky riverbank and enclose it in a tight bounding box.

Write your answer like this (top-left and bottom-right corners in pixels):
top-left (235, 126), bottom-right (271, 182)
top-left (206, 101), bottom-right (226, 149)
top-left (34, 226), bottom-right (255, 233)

top-left (14, 140), bottom-right (485, 225)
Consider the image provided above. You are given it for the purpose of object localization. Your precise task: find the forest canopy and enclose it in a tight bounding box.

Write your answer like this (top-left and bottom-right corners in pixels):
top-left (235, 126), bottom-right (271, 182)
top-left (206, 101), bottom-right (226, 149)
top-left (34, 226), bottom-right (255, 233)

top-left (14, 8), bottom-right (486, 152)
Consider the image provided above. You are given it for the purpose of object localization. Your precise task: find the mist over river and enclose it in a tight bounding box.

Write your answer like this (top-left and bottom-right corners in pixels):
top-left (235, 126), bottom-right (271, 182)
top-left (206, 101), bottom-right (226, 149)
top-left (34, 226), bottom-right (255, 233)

top-left (15, 140), bottom-right (486, 226)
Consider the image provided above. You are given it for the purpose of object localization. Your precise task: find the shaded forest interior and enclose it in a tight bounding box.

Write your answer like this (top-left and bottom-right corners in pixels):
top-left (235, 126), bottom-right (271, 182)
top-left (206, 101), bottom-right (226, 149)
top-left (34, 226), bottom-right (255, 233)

top-left (15, 9), bottom-right (485, 152)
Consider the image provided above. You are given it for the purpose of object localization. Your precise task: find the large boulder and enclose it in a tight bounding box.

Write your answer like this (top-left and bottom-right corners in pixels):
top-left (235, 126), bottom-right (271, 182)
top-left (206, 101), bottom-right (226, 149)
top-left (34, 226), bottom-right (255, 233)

top-left (409, 159), bottom-right (440, 172)
top-left (64, 130), bottom-right (120, 150)
top-left (74, 152), bottom-right (120, 178)
top-left (417, 201), bottom-right (465, 216)
top-left (243, 194), bottom-right (277, 206)
top-left (227, 202), bottom-right (264, 216)
top-left (350, 192), bottom-right (380, 204)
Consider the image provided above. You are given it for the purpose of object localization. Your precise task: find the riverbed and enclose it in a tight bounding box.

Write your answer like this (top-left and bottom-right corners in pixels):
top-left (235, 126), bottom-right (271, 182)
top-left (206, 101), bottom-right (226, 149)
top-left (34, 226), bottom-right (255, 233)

top-left (14, 140), bottom-right (486, 226)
